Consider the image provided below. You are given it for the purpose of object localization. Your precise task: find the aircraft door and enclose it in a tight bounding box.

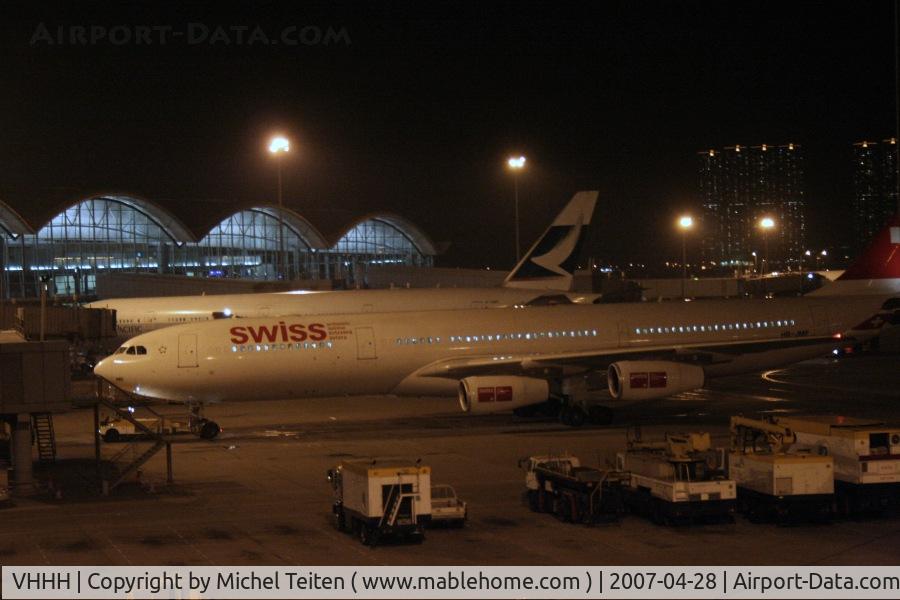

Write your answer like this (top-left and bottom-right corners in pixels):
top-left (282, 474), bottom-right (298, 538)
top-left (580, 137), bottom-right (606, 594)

top-left (809, 305), bottom-right (831, 336)
top-left (617, 322), bottom-right (629, 347)
top-left (178, 333), bottom-right (199, 368)
top-left (356, 327), bottom-right (377, 360)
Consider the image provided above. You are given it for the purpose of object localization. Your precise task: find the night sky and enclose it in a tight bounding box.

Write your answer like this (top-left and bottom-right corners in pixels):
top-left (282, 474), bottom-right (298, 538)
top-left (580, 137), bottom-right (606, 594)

top-left (1, 1), bottom-right (897, 269)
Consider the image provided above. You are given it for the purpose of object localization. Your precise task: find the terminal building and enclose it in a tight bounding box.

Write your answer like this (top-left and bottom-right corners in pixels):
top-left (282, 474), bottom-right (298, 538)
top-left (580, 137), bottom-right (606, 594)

top-left (0, 193), bottom-right (437, 299)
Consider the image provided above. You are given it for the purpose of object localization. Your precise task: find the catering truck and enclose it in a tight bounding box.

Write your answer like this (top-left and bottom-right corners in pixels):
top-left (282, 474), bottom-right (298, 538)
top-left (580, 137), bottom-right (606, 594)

top-left (729, 416), bottom-right (834, 522)
top-left (327, 459), bottom-right (431, 546)
top-left (772, 415), bottom-right (900, 515)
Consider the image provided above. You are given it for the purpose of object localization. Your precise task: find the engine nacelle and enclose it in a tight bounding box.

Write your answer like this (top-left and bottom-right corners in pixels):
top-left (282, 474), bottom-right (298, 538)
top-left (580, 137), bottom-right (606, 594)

top-left (607, 361), bottom-right (704, 401)
top-left (458, 376), bottom-right (549, 414)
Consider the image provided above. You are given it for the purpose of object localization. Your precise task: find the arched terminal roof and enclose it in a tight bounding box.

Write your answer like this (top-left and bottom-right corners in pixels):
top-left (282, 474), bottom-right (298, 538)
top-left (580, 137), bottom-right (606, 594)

top-left (333, 213), bottom-right (438, 255)
top-left (249, 206), bottom-right (329, 249)
top-left (34, 194), bottom-right (196, 243)
top-left (1, 191), bottom-right (436, 255)
top-left (0, 198), bottom-right (35, 236)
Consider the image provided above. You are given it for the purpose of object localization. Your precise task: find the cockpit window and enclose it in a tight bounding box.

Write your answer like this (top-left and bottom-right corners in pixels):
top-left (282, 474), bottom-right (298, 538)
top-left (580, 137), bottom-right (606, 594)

top-left (136, 346), bottom-right (147, 355)
top-left (126, 347), bottom-right (136, 355)
top-left (115, 346), bottom-right (127, 354)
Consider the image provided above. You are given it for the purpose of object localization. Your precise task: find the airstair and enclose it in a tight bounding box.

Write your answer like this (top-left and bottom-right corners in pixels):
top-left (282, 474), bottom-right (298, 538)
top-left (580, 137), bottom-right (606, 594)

top-left (31, 413), bottom-right (57, 462)
top-left (95, 394), bottom-right (174, 494)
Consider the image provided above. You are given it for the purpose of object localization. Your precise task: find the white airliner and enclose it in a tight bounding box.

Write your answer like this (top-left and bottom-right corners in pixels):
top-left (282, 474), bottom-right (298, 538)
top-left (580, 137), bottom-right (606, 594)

top-left (95, 217), bottom-right (900, 436)
top-left (87, 192), bottom-right (599, 338)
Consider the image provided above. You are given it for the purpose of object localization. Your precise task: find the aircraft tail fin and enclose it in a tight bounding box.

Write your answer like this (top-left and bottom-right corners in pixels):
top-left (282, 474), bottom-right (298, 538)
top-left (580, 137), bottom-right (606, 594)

top-left (503, 191), bottom-right (598, 291)
top-left (810, 216), bottom-right (900, 296)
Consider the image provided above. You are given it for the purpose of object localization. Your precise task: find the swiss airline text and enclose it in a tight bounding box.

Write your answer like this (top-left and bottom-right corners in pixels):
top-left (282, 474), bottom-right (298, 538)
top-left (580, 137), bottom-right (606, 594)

top-left (230, 322), bottom-right (328, 344)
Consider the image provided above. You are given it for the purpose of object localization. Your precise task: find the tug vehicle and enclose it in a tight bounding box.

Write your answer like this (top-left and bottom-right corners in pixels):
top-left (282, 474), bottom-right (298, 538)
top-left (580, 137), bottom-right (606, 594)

top-left (429, 484), bottom-right (467, 527)
top-left (520, 454), bottom-right (627, 524)
top-left (617, 432), bottom-right (736, 524)
top-left (327, 459), bottom-right (431, 546)
top-left (773, 415), bottom-right (900, 515)
top-left (98, 415), bottom-right (183, 442)
top-left (729, 416), bottom-right (834, 523)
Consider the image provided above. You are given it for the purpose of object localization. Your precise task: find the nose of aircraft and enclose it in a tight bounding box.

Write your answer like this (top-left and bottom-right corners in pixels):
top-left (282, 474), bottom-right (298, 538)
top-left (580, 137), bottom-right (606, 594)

top-left (93, 356), bottom-right (113, 382)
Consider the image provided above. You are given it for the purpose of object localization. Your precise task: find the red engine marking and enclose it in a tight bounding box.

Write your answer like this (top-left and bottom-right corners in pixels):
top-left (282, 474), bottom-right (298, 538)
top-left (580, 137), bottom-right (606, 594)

top-left (629, 373), bottom-right (649, 389)
top-left (649, 372), bottom-right (668, 388)
top-left (477, 387), bottom-right (495, 403)
top-left (495, 386), bottom-right (513, 402)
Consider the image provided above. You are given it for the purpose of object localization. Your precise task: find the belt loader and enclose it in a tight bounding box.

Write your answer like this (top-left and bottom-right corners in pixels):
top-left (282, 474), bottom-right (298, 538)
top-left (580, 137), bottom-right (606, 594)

top-left (616, 432), bottom-right (736, 525)
top-left (772, 415), bottom-right (900, 515)
top-left (520, 454), bottom-right (627, 524)
top-left (729, 416), bottom-right (834, 522)
top-left (327, 459), bottom-right (431, 546)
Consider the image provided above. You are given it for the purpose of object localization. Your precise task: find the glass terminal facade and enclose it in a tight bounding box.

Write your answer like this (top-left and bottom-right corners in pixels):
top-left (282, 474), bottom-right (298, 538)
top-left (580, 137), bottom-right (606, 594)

top-left (0, 196), bottom-right (434, 298)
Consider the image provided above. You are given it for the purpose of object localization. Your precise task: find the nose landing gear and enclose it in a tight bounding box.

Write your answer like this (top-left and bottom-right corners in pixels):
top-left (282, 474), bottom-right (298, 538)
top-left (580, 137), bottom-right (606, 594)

top-left (189, 405), bottom-right (221, 440)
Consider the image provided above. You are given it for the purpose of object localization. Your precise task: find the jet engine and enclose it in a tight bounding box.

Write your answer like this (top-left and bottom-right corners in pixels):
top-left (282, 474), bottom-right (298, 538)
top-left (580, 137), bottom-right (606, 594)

top-left (458, 376), bottom-right (549, 414)
top-left (607, 361), bottom-right (704, 401)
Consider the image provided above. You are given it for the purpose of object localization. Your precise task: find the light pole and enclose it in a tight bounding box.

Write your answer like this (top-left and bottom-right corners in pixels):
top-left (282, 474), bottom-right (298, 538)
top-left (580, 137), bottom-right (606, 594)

top-left (759, 217), bottom-right (775, 274)
top-left (268, 135), bottom-right (290, 280)
top-left (751, 251), bottom-right (758, 275)
top-left (507, 156), bottom-right (526, 262)
top-left (677, 215), bottom-right (693, 299)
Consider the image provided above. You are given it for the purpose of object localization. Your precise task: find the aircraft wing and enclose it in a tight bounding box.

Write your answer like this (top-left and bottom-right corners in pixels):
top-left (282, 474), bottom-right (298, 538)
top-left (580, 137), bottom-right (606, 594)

top-left (415, 334), bottom-right (839, 380)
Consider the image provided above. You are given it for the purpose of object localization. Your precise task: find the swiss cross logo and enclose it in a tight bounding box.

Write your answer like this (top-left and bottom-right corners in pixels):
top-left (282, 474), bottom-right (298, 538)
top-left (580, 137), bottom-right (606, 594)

top-left (853, 313), bottom-right (889, 330)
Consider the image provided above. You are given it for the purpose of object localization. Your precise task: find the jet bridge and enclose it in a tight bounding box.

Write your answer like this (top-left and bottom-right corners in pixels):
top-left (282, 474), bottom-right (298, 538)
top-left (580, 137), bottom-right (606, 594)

top-left (0, 332), bottom-right (70, 495)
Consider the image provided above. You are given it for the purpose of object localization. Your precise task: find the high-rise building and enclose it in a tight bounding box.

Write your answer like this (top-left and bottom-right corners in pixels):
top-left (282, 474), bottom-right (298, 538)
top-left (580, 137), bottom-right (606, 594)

top-left (698, 143), bottom-right (805, 270)
top-left (852, 139), bottom-right (897, 251)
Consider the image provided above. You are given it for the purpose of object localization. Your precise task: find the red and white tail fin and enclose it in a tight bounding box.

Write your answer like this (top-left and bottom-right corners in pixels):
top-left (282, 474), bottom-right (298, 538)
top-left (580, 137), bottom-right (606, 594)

top-left (810, 216), bottom-right (900, 296)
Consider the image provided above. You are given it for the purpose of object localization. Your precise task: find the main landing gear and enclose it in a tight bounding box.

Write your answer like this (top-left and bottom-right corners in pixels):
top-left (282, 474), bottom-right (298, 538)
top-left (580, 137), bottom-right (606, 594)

top-left (558, 403), bottom-right (614, 427)
top-left (188, 404), bottom-right (221, 440)
top-left (557, 377), bottom-right (614, 427)
top-left (511, 398), bottom-right (613, 427)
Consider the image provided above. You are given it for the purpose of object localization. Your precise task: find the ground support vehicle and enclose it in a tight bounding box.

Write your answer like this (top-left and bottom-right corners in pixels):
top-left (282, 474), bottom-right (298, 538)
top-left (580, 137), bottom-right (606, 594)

top-left (774, 415), bottom-right (900, 515)
top-left (327, 459), bottom-right (431, 546)
top-left (729, 416), bottom-right (834, 523)
top-left (98, 416), bottom-right (182, 443)
top-left (520, 455), bottom-right (627, 524)
top-left (429, 484), bottom-right (467, 527)
top-left (617, 432), bottom-right (736, 525)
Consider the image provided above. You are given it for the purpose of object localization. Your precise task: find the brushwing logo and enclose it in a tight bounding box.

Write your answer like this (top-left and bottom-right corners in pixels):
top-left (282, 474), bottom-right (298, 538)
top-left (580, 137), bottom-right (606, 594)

top-left (508, 216), bottom-right (587, 281)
